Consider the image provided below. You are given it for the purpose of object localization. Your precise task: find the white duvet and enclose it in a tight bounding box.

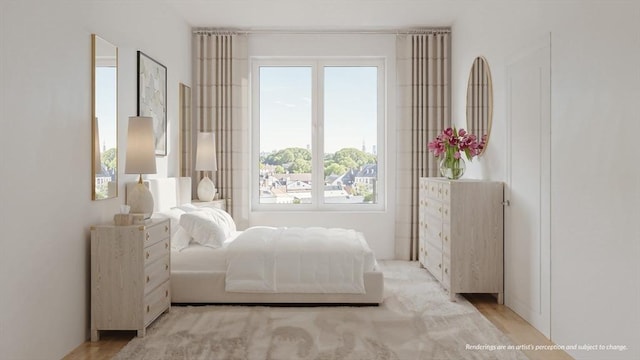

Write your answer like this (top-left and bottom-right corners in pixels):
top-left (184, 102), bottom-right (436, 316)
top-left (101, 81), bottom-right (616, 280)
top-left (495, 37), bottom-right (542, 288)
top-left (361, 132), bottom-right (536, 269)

top-left (225, 227), bottom-right (374, 294)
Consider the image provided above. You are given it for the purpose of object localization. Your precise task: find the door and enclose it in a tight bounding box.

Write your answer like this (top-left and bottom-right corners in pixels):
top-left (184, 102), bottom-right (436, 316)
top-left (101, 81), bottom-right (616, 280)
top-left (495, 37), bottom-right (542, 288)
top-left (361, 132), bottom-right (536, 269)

top-left (505, 36), bottom-right (551, 337)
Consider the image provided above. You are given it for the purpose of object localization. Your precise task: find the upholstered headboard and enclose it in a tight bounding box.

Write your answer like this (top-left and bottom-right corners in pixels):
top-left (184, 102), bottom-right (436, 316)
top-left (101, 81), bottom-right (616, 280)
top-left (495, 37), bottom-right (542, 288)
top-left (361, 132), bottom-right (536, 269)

top-left (126, 177), bottom-right (192, 212)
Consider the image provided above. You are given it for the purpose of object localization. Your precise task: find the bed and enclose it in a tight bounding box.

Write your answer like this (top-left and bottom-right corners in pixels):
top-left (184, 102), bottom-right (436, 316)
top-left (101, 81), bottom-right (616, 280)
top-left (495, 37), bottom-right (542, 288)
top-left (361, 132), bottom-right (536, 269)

top-left (133, 177), bottom-right (384, 305)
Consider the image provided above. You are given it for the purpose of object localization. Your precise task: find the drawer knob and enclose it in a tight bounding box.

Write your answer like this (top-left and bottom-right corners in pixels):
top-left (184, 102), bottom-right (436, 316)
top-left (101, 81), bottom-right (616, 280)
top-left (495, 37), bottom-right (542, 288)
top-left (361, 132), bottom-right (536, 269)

top-left (146, 305), bottom-right (150, 313)
top-left (165, 264), bottom-right (169, 271)
top-left (445, 268), bottom-right (448, 274)
top-left (145, 233), bottom-right (150, 240)
top-left (146, 276), bottom-right (150, 283)
top-left (438, 263), bottom-right (442, 269)
top-left (165, 242), bottom-right (169, 249)
top-left (165, 290), bottom-right (169, 298)
top-left (438, 207), bottom-right (441, 213)
top-left (445, 236), bottom-right (448, 242)
top-left (146, 252), bottom-right (150, 259)
top-left (438, 232), bottom-right (442, 238)
top-left (165, 225), bottom-right (169, 232)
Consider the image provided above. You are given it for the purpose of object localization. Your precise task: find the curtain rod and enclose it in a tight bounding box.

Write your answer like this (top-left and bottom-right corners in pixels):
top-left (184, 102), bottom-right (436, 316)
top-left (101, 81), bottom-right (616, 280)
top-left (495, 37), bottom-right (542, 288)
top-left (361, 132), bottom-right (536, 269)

top-left (192, 27), bottom-right (450, 35)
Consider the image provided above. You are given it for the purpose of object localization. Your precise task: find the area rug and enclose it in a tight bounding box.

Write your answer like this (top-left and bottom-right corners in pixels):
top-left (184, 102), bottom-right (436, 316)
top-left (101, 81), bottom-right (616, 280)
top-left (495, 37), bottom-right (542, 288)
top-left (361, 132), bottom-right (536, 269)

top-left (115, 261), bottom-right (527, 359)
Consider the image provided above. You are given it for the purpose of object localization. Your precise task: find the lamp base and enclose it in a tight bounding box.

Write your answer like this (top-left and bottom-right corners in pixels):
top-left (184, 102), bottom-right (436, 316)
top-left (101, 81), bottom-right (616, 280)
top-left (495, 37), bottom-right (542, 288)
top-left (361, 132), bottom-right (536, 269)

top-left (128, 182), bottom-right (154, 218)
top-left (197, 175), bottom-right (217, 202)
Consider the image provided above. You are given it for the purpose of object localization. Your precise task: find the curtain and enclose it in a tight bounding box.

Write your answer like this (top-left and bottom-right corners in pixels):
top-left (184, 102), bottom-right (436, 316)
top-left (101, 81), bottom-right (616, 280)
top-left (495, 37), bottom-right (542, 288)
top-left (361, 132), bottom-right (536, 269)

top-left (395, 30), bottom-right (451, 260)
top-left (179, 84), bottom-right (192, 181)
top-left (193, 31), bottom-right (248, 219)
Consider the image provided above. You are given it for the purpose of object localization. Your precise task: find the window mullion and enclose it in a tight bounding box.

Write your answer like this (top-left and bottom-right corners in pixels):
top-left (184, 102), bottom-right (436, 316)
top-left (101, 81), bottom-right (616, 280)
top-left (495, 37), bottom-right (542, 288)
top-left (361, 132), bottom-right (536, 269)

top-left (313, 61), bottom-right (324, 209)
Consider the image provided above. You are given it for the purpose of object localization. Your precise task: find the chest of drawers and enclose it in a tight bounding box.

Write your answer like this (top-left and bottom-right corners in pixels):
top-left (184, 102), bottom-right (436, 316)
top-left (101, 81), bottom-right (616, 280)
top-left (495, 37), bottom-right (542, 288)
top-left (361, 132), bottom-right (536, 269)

top-left (419, 178), bottom-right (504, 303)
top-left (90, 218), bottom-right (171, 341)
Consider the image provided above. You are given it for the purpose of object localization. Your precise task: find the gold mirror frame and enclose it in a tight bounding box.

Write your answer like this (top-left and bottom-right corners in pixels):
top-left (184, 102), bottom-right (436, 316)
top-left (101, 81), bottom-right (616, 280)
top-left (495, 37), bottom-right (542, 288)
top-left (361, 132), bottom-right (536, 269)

top-left (92, 34), bottom-right (118, 200)
top-left (465, 56), bottom-right (493, 155)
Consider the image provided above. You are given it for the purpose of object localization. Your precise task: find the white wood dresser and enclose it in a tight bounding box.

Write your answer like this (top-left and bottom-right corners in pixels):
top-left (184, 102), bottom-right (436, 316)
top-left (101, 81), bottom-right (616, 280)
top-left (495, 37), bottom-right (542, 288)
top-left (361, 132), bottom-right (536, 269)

top-left (90, 218), bottom-right (171, 341)
top-left (418, 177), bottom-right (504, 303)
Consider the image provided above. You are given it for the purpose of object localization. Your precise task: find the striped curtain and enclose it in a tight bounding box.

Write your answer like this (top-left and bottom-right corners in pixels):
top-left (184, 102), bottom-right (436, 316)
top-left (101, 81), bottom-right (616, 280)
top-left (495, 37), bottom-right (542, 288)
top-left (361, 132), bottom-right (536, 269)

top-left (179, 83), bottom-right (192, 181)
top-left (395, 30), bottom-right (451, 260)
top-left (193, 31), bottom-right (248, 218)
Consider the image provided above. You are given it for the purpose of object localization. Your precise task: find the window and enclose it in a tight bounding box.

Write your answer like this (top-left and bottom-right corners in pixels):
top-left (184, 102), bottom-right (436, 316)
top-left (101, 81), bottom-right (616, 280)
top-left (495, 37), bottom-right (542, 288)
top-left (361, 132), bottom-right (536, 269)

top-left (253, 59), bottom-right (385, 210)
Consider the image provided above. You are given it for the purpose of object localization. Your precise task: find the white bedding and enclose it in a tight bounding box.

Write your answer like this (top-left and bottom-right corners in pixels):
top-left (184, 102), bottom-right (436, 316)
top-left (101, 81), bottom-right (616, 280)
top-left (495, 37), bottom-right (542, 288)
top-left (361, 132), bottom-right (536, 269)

top-left (170, 233), bottom-right (241, 273)
top-left (224, 226), bottom-right (375, 294)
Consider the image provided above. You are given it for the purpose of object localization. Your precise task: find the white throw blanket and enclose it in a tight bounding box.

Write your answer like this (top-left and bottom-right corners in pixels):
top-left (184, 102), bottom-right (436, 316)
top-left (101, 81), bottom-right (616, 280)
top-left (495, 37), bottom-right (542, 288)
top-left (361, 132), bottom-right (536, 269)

top-left (225, 227), bottom-right (371, 294)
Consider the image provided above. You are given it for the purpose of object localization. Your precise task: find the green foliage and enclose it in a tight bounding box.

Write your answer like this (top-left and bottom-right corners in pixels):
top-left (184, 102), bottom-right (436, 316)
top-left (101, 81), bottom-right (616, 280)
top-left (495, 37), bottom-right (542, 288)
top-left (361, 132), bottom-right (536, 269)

top-left (324, 162), bottom-right (347, 177)
top-left (332, 148), bottom-right (376, 168)
top-left (260, 147), bottom-right (376, 176)
top-left (289, 158), bottom-right (311, 173)
top-left (324, 148), bottom-right (376, 176)
top-left (101, 148), bottom-right (117, 171)
top-left (264, 147), bottom-right (311, 165)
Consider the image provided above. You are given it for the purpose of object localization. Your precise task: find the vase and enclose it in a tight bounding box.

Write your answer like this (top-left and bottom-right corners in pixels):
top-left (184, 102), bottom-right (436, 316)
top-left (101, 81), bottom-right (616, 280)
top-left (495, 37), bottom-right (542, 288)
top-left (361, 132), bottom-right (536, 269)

top-left (439, 155), bottom-right (466, 180)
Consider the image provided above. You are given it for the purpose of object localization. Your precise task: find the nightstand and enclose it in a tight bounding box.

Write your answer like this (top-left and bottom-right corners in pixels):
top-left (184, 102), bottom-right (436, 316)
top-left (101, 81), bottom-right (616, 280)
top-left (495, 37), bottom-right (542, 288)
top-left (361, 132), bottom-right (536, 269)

top-left (90, 218), bottom-right (171, 341)
top-left (192, 199), bottom-right (227, 211)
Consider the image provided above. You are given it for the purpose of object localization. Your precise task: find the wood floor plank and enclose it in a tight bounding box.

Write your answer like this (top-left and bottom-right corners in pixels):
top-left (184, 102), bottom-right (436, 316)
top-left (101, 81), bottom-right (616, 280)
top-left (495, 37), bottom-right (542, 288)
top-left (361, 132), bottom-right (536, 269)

top-left (464, 294), bottom-right (574, 360)
top-left (63, 331), bottom-right (134, 360)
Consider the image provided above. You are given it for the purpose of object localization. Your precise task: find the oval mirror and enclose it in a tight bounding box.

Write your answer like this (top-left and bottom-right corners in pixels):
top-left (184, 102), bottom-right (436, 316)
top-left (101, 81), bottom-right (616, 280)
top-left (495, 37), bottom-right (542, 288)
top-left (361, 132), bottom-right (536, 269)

top-left (465, 56), bottom-right (492, 155)
top-left (92, 34), bottom-right (118, 200)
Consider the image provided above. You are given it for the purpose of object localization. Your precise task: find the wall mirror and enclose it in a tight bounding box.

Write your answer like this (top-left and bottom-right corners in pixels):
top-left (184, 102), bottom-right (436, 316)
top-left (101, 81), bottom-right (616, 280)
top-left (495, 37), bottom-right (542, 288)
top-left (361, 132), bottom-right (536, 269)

top-left (466, 56), bottom-right (493, 155)
top-left (92, 34), bottom-right (118, 200)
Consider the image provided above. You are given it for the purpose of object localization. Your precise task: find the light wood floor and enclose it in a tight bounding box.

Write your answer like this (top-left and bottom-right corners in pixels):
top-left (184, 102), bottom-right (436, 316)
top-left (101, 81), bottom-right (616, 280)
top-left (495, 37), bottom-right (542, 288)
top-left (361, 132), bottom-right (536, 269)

top-left (464, 294), bottom-right (573, 360)
top-left (64, 295), bottom-right (573, 360)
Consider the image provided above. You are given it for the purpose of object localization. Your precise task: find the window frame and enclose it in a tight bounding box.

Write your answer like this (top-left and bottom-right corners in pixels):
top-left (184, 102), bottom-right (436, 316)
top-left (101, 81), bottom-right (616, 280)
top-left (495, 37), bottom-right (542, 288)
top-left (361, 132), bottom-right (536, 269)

top-left (251, 57), bottom-right (386, 212)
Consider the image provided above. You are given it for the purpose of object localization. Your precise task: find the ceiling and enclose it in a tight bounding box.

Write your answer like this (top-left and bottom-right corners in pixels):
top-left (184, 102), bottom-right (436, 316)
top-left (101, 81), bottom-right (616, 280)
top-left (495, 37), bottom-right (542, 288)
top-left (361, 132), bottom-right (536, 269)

top-left (164, 0), bottom-right (467, 30)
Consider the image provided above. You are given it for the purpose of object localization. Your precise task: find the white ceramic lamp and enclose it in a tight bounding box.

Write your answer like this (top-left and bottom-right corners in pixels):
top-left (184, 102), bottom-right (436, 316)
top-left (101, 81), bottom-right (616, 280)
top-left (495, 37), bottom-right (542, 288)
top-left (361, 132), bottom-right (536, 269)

top-left (125, 116), bottom-right (157, 218)
top-left (195, 132), bottom-right (218, 201)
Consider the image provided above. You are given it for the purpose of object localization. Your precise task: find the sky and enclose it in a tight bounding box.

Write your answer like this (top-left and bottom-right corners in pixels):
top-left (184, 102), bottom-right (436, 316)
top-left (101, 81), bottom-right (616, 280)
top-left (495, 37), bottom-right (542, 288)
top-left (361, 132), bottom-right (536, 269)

top-left (259, 65), bottom-right (378, 155)
top-left (95, 67), bottom-right (117, 151)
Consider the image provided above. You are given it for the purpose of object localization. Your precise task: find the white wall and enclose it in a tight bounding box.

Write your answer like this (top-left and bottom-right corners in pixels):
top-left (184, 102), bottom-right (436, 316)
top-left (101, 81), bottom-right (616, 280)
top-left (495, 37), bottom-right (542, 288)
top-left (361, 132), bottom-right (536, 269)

top-left (0, 1), bottom-right (191, 358)
top-left (246, 34), bottom-right (397, 259)
top-left (453, 1), bottom-right (640, 359)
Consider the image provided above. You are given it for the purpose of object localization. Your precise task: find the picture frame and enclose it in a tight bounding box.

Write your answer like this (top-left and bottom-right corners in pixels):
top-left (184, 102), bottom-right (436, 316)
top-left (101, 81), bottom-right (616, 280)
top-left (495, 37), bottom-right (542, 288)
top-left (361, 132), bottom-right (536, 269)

top-left (137, 51), bottom-right (167, 156)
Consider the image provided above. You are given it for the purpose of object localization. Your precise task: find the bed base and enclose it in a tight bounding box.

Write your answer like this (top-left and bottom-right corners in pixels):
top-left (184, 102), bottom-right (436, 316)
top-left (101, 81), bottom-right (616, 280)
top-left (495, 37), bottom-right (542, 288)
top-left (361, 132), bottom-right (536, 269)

top-left (170, 271), bottom-right (384, 305)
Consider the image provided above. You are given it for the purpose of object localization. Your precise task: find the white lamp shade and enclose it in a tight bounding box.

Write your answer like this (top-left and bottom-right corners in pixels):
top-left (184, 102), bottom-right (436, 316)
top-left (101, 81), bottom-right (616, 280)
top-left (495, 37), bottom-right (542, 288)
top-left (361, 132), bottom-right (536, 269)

top-left (125, 116), bottom-right (157, 174)
top-left (195, 132), bottom-right (217, 171)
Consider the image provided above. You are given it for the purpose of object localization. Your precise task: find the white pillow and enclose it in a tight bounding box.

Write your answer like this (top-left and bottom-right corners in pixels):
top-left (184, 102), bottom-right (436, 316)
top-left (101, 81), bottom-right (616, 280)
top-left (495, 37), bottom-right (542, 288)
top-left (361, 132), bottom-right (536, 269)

top-left (171, 227), bottom-right (192, 251)
top-left (196, 207), bottom-right (237, 236)
top-left (153, 207), bottom-right (193, 251)
top-left (153, 207), bottom-right (186, 237)
top-left (179, 211), bottom-right (226, 248)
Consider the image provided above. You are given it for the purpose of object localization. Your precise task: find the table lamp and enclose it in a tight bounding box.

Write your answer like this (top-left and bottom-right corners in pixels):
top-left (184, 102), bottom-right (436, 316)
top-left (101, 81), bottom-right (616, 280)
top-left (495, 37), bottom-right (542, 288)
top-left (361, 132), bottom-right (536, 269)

top-left (125, 116), bottom-right (157, 218)
top-left (195, 132), bottom-right (217, 201)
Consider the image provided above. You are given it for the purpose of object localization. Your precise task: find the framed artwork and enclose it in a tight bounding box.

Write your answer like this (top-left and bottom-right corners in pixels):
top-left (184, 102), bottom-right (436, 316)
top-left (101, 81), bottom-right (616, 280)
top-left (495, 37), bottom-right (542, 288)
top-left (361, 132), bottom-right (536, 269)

top-left (137, 51), bottom-right (167, 156)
